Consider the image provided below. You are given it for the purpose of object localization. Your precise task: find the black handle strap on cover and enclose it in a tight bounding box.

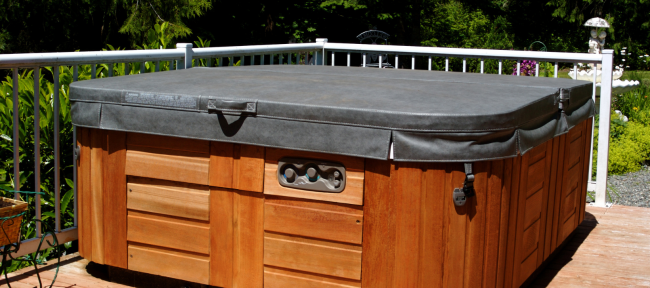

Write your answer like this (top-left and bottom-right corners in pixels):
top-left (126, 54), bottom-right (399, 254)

top-left (462, 163), bottom-right (476, 197)
top-left (207, 98), bottom-right (257, 115)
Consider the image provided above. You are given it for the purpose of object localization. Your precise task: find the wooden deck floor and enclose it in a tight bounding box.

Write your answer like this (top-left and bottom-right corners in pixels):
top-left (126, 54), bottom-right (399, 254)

top-left (1, 204), bottom-right (648, 288)
top-left (530, 204), bottom-right (650, 287)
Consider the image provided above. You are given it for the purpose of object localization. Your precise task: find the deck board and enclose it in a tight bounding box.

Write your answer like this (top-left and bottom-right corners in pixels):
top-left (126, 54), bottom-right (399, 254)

top-left (2, 204), bottom-right (649, 288)
top-left (529, 204), bottom-right (650, 287)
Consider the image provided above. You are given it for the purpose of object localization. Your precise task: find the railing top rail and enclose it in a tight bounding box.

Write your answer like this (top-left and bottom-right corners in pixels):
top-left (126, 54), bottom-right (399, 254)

top-left (0, 49), bottom-right (183, 69)
top-left (323, 43), bottom-right (603, 63)
top-left (0, 43), bottom-right (324, 69)
top-left (0, 41), bottom-right (604, 69)
top-left (192, 43), bottom-right (323, 58)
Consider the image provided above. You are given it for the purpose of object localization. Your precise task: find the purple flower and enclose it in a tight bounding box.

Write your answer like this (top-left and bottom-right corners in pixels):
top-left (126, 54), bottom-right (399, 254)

top-left (513, 60), bottom-right (537, 76)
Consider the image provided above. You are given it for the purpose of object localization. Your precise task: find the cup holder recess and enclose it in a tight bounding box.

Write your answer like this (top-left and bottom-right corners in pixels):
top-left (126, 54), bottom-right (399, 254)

top-left (277, 158), bottom-right (346, 193)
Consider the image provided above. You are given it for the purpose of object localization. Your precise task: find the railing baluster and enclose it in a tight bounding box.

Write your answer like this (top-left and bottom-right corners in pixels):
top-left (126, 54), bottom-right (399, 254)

top-left (261, 55), bottom-right (265, 65)
top-left (34, 67), bottom-right (41, 235)
top-left (394, 55), bottom-right (398, 69)
top-left (499, 59), bottom-right (502, 75)
top-left (554, 62), bottom-right (558, 78)
top-left (332, 52), bottom-right (335, 66)
top-left (271, 54), bottom-right (275, 65)
top-left (91, 64), bottom-right (96, 79)
top-left (480, 59), bottom-right (484, 74)
top-left (445, 57), bottom-right (449, 72)
top-left (155, 61), bottom-right (160, 72)
top-left (535, 62), bottom-right (539, 77)
top-left (363, 53), bottom-right (366, 67)
top-left (73, 65), bottom-right (78, 81)
top-left (411, 55), bottom-right (415, 70)
top-left (108, 63), bottom-right (114, 77)
top-left (463, 58), bottom-right (466, 73)
top-left (53, 65), bottom-right (61, 232)
top-left (125, 62), bottom-right (130, 75)
top-left (141, 62), bottom-right (146, 74)
top-left (573, 63), bottom-right (578, 80)
top-left (428, 56), bottom-right (432, 71)
top-left (12, 68), bottom-right (19, 200)
top-left (71, 66), bottom-right (77, 228)
top-left (229, 57), bottom-right (233, 66)
top-left (241, 55), bottom-right (245, 66)
top-left (347, 53), bottom-right (351, 67)
top-left (379, 55), bottom-right (382, 68)
top-left (218, 57), bottom-right (222, 67)
top-left (517, 60), bottom-right (521, 76)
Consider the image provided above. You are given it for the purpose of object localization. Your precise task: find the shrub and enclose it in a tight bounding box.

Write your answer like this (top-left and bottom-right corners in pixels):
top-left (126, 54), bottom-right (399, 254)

top-left (613, 85), bottom-right (650, 119)
top-left (608, 137), bottom-right (644, 174)
top-left (608, 121), bottom-right (650, 174)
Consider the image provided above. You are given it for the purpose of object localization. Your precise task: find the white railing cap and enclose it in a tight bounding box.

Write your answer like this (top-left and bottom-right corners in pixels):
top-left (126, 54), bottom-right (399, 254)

top-left (323, 43), bottom-right (603, 63)
top-left (192, 43), bottom-right (324, 58)
top-left (0, 49), bottom-right (183, 68)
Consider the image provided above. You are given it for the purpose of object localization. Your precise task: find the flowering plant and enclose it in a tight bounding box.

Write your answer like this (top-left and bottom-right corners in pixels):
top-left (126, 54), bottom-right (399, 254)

top-left (512, 59), bottom-right (536, 76)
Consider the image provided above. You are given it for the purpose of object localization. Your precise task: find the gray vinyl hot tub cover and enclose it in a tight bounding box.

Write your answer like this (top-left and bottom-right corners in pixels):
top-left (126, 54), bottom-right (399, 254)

top-left (70, 65), bottom-right (594, 162)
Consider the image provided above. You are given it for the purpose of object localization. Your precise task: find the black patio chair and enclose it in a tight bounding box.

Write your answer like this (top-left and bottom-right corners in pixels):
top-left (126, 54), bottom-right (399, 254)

top-left (357, 30), bottom-right (394, 68)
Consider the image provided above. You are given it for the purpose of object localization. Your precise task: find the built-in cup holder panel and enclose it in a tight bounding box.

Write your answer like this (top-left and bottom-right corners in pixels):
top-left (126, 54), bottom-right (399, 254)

top-left (277, 157), bottom-right (346, 193)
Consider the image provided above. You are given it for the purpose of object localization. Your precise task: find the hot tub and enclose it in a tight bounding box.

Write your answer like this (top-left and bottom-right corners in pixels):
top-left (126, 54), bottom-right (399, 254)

top-left (71, 65), bottom-right (594, 288)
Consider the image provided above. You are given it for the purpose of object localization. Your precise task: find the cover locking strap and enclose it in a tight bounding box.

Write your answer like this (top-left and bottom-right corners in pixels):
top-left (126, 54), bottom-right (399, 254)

top-left (555, 88), bottom-right (570, 111)
top-left (463, 163), bottom-right (476, 197)
top-left (207, 98), bottom-right (257, 115)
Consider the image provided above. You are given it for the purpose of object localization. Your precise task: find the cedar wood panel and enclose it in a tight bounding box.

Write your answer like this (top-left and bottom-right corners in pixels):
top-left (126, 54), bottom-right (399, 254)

top-left (361, 119), bottom-right (593, 288)
top-left (77, 118), bottom-right (592, 287)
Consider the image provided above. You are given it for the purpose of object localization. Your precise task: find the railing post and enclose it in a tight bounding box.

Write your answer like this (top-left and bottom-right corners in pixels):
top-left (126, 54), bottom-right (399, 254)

top-left (595, 50), bottom-right (614, 207)
top-left (316, 38), bottom-right (327, 66)
top-left (587, 65), bottom-right (598, 187)
top-left (177, 43), bottom-right (193, 69)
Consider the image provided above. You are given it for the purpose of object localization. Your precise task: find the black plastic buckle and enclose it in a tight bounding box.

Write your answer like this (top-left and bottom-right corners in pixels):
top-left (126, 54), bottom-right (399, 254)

top-left (453, 163), bottom-right (476, 206)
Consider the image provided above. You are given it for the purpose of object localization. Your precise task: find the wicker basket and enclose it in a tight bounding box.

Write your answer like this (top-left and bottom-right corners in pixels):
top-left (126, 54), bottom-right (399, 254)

top-left (0, 197), bottom-right (28, 247)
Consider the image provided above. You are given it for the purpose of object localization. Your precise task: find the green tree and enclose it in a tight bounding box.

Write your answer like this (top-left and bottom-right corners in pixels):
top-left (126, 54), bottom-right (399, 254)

top-left (547, 0), bottom-right (650, 69)
top-left (119, 0), bottom-right (212, 42)
top-left (0, 0), bottom-right (127, 54)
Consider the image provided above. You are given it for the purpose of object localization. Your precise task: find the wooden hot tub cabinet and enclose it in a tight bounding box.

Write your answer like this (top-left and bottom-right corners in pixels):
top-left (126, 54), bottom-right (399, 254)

top-left (76, 117), bottom-right (592, 288)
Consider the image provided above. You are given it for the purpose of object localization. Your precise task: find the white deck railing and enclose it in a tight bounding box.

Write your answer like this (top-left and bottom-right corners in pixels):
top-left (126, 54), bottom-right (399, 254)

top-left (0, 38), bottom-right (613, 258)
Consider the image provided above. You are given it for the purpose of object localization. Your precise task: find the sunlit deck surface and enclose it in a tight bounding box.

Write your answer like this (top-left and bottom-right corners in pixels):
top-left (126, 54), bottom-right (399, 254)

top-left (1, 204), bottom-right (648, 288)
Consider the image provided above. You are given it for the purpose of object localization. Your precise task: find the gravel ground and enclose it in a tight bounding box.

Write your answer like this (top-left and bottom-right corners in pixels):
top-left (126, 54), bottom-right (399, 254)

top-left (591, 166), bottom-right (650, 208)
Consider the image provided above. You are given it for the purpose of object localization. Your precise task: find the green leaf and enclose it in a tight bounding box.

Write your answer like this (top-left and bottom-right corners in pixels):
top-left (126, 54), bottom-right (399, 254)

top-left (60, 189), bottom-right (74, 215)
top-left (41, 211), bottom-right (55, 220)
